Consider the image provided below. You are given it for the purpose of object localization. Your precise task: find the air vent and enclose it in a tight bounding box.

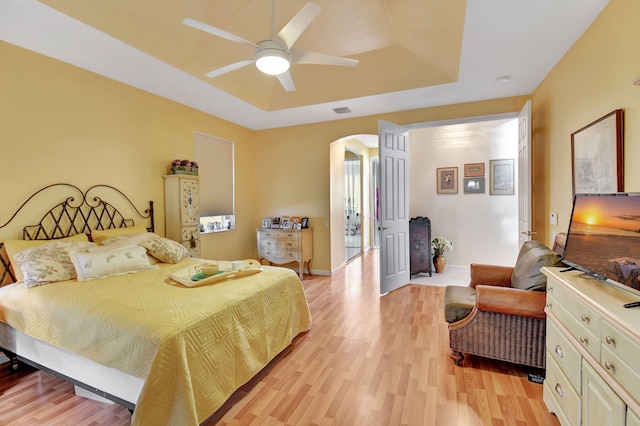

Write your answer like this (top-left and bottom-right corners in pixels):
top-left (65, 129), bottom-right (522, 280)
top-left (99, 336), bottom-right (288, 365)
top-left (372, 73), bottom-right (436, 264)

top-left (333, 107), bottom-right (352, 114)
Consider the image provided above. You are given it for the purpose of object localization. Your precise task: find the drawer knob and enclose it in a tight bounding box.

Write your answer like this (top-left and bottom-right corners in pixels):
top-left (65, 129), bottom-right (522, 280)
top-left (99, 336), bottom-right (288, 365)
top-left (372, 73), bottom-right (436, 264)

top-left (605, 336), bottom-right (615, 345)
top-left (546, 303), bottom-right (552, 309)
top-left (547, 287), bottom-right (554, 293)
top-left (554, 345), bottom-right (564, 358)
top-left (554, 383), bottom-right (564, 398)
top-left (604, 362), bottom-right (615, 373)
top-left (581, 314), bottom-right (590, 323)
top-left (579, 336), bottom-right (588, 346)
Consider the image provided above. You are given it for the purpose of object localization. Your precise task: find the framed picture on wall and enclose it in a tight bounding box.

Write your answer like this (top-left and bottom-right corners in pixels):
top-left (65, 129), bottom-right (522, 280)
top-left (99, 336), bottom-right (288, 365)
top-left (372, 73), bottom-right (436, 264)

top-left (463, 177), bottom-right (485, 194)
top-left (436, 167), bottom-right (458, 194)
top-left (571, 109), bottom-right (624, 195)
top-left (489, 159), bottom-right (514, 195)
top-left (464, 162), bottom-right (485, 177)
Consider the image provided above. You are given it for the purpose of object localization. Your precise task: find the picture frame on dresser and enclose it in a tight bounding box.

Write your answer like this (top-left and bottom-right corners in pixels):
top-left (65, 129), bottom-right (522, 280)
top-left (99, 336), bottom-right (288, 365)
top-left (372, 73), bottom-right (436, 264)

top-left (261, 218), bottom-right (272, 229)
top-left (301, 217), bottom-right (309, 228)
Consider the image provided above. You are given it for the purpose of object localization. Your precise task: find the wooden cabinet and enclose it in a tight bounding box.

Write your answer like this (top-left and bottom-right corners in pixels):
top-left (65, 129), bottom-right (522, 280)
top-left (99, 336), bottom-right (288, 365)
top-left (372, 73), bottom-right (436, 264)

top-left (257, 229), bottom-right (312, 280)
top-left (164, 175), bottom-right (201, 257)
top-left (542, 267), bottom-right (640, 426)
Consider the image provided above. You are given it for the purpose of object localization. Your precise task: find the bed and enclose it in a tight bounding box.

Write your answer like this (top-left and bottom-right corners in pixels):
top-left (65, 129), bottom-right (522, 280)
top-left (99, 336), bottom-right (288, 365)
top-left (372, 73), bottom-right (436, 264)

top-left (0, 183), bottom-right (312, 425)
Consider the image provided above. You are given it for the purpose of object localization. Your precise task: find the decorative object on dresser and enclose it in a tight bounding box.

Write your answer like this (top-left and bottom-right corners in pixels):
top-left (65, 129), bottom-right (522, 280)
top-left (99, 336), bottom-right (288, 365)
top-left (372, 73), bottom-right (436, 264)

top-left (169, 159), bottom-right (199, 175)
top-left (257, 228), bottom-right (312, 280)
top-left (409, 217), bottom-right (432, 276)
top-left (443, 239), bottom-right (563, 368)
top-left (571, 109), bottom-right (624, 195)
top-left (163, 174), bottom-right (201, 257)
top-left (542, 267), bottom-right (640, 426)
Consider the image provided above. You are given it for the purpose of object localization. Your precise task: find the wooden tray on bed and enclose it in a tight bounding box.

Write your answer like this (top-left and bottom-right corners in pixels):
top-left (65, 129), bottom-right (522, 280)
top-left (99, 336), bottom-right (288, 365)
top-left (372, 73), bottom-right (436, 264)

top-left (168, 259), bottom-right (263, 287)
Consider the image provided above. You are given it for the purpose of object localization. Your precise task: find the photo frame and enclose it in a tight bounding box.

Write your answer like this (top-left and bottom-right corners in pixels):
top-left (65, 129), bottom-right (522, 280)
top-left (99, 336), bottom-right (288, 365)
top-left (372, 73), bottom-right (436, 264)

top-left (463, 177), bottom-right (485, 194)
top-left (271, 216), bottom-right (281, 229)
top-left (261, 217), bottom-right (272, 229)
top-left (301, 217), bottom-right (309, 228)
top-left (436, 167), bottom-right (458, 194)
top-left (571, 109), bottom-right (624, 195)
top-left (489, 159), bottom-right (514, 195)
top-left (464, 162), bottom-right (485, 177)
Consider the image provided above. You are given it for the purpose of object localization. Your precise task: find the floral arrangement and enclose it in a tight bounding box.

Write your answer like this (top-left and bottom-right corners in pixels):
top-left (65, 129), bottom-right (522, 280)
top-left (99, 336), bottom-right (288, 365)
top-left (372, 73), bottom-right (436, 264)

top-left (171, 159), bottom-right (198, 168)
top-left (432, 236), bottom-right (453, 256)
top-left (169, 159), bottom-right (199, 175)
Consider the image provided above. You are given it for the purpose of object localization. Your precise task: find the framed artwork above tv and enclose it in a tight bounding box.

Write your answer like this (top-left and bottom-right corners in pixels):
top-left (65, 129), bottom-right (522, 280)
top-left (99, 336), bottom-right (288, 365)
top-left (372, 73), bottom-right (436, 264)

top-left (571, 109), bottom-right (624, 195)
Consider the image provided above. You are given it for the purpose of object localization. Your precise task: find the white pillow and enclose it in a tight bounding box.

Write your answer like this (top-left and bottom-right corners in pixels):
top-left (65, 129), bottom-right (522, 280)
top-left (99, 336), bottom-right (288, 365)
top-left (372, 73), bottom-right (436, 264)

top-left (12, 241), bottom-right (97, 287)
top-left (141, 237), bottom-right (191, 264)
top-left (69, 245), bottom-right (157, 282)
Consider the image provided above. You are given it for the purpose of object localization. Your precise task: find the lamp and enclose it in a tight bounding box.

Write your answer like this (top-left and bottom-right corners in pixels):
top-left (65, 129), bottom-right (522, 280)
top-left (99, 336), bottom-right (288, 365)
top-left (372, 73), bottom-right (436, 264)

top-left (255, 41), bottom-right (291, 75)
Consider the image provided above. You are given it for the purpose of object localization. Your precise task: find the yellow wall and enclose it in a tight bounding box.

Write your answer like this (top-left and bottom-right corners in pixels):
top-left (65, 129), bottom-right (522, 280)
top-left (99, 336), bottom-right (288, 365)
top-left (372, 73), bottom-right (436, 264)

top-left (1, 38), bottom-right (529, 273)
top-left (0, 41), bottom-right (256, 260)
top-left (253, 97), bottom-right (529, 271)
top-left (532, 0), bottom-right (640, 246)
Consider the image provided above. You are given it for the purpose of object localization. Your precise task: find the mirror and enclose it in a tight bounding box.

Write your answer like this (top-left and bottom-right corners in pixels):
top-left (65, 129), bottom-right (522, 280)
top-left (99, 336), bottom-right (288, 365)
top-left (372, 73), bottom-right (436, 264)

top-left (194, 132), bottom-right (235, 233)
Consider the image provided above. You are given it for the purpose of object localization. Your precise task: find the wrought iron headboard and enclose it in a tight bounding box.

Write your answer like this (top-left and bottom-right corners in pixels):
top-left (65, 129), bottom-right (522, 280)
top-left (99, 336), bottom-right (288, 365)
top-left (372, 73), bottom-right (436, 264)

top-left (0, 183), bottom-right (154, 285)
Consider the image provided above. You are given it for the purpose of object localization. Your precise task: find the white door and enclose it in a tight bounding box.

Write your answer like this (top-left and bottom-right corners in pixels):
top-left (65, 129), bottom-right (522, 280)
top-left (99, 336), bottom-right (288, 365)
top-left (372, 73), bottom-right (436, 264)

top-left (379, 120), bottom-right (410, 294)
top-left (518, 100), bottom-right (533, 245)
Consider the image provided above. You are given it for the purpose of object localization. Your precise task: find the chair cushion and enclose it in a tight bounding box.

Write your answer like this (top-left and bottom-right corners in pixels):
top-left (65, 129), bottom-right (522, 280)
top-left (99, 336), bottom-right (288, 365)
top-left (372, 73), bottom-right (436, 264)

top-left (444, 286), bottom-right (476, 323)
top-left (511, 240), bottom-right (562, 291)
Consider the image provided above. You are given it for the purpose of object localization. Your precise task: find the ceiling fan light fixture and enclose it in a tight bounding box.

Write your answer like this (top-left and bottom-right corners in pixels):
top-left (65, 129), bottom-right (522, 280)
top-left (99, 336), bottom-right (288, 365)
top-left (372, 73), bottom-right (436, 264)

top-left (255, 47), bottom-right (291, 75)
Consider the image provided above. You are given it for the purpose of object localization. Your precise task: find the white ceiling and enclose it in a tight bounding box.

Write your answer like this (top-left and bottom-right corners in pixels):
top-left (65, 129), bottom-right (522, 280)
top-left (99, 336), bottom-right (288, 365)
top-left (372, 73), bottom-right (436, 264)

top-left (0, 0), bottom-right (609, 131)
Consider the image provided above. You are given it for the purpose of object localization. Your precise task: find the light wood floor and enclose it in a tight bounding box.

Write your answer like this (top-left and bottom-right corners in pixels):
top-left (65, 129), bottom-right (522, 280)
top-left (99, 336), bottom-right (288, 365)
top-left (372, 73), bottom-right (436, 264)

top-left (0, 251), bottom-right (560, 425)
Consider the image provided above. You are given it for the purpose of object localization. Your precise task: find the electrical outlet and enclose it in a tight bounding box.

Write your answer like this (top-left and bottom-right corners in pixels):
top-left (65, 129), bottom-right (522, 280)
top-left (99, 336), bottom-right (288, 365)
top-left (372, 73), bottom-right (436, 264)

top-left (550, 212), bottom-right (558, 226)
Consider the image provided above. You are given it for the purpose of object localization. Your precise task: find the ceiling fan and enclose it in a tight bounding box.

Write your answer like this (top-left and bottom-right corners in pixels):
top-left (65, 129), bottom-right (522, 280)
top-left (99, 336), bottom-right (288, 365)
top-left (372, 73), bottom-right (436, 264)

top-left (182, 1), bottom-right (359, 92)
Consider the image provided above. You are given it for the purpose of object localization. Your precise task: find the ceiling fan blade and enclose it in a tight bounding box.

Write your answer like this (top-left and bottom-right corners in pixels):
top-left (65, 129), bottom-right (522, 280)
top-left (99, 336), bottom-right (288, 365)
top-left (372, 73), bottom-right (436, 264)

top-left (276, 2), bottom-right (322, 49)
top-left (277, 71), bottom-right (296, 92)
top-left (183, 18), bottom-right (258, 49)
top-left (205, 59), bottom-right (255, 78)
top-left (291, 49), bottom-right (359, 67)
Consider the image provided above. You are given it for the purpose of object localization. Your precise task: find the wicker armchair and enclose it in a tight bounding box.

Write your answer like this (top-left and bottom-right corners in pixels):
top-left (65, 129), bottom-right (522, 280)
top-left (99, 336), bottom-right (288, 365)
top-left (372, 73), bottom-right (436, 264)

top-left (444, 238), bottom-right (563, 368)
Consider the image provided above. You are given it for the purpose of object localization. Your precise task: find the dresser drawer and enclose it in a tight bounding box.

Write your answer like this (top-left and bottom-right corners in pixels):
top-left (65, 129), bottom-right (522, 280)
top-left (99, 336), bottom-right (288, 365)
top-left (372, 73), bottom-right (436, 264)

top-left (547, 319), bottom-right (582, 392)
top-left (548, 297), bottom-right (600, 360)
top-left (600, 321), bottom-right (640, 406)
top-left (545, 352), bottom-right (581, 426)
top-left (278, 238), bottom-right (300, 250)
top-left (547, 282), bottom-right (601, 360)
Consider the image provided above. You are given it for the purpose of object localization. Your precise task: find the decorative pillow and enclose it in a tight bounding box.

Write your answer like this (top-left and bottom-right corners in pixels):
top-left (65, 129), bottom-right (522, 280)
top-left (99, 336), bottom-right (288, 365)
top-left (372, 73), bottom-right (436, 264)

top-left (141, 237), bottom-right (191, 264)
top-left (91, 225), bottom-right (149, 245)
top-left (4, 234), bottom-right (90, 283)
top-left (511, 240), bottom-right (563, 291)
top-left (100, 232), bottom-right (159, 248)
top-left (69, 245), bottom-right (157, 282)
top-left (12, 241), bottom-right (96, 287)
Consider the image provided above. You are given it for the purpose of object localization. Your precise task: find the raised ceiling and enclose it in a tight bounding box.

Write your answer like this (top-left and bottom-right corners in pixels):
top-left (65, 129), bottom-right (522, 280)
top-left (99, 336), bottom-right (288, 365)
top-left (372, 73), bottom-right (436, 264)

top-left (40, 0), bottom-right (465, 111)
top-left (0, 0), bottom-right (610, 130)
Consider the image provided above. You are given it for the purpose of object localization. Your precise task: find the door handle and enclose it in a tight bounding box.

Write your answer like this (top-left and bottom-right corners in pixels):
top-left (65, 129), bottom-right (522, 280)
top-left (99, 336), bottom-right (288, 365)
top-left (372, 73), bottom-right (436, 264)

top-left (381, 225), bottom-right (389, 230)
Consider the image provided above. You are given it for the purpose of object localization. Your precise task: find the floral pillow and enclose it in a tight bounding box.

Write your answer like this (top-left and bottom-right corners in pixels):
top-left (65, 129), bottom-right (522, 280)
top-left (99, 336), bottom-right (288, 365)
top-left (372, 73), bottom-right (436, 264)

top-left (69, 245), bottom-right (157, 282)
top-left (12, 241), bottom-right (97, 288)
top-left (91, 224), bottom-right (150, 245)
top-left (141, 237), bottom-right (191, 264)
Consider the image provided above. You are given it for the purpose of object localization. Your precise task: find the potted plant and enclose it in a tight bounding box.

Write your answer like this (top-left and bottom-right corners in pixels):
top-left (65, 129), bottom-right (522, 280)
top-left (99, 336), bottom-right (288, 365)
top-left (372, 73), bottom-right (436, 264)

top-left (431, 236), bottom-right (453, 273)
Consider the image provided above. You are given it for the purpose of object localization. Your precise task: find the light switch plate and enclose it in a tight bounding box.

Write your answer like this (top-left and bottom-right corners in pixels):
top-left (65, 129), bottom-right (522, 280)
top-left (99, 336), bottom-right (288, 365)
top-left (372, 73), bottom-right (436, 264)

top-left (550, 212), bottom-right (558, 226)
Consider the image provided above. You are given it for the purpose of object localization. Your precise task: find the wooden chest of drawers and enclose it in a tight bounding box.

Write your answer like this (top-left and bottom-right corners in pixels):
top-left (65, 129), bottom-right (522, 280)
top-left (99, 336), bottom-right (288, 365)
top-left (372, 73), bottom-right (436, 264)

top-left (256, 229), bottom-right (312, 280)
top-left (542, 267), bottom-right (640, 426)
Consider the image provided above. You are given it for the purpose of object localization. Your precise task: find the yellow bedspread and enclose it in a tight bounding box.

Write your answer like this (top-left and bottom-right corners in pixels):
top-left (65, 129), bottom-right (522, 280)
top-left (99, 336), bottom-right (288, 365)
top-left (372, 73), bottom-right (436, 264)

top-left (0, 258), bottom-right (311, 425)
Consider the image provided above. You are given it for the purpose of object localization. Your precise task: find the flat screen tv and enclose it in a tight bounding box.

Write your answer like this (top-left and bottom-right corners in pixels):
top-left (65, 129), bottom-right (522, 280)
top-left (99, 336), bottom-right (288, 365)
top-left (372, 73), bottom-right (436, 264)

top-left (563, 193), bottom-right (640, 294)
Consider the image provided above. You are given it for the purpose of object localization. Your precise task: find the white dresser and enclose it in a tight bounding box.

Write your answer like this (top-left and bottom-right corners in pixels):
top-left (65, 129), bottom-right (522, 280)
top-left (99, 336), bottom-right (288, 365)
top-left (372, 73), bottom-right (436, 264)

top-left (163, 174), bottom-right (201, 257)
top-left (542, 267), bottom-right (640, 426)
top-left (256, 228), bottom-right (312, 280)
